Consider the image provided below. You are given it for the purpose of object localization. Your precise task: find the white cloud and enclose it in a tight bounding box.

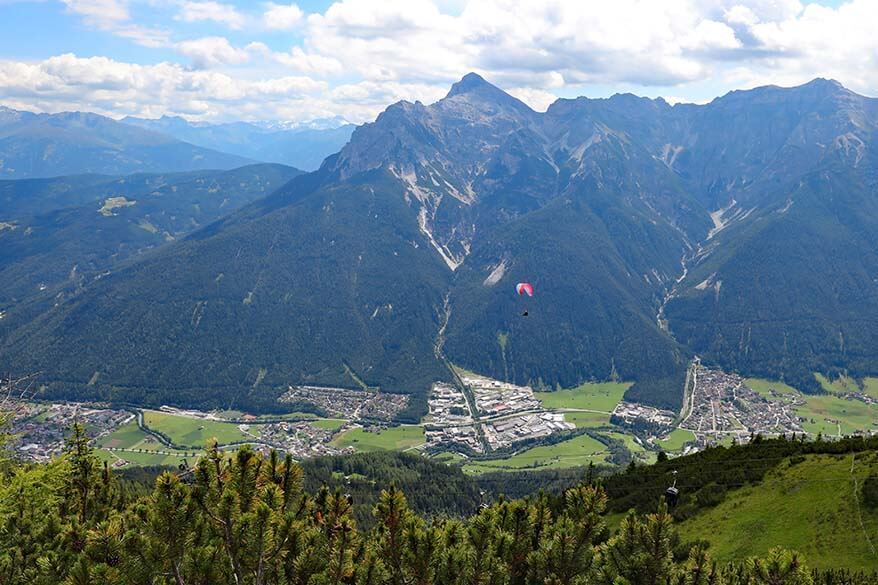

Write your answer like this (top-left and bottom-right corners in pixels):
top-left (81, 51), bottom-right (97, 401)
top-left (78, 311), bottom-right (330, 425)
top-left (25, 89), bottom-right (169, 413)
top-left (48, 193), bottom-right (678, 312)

top-left (61, 0), bottom-right (129, 26)
top-left (176, 1), bottom-right (246, 29)
top-left (0, 53), bottom-right (345, 123)
top-left (9, 0), bottom-right (878, 123)
top-left (263, 2), bottom-right (304, 30)
top-left (271, 46), bottom-right (344, 76)
top-left (60, 0), bottom-right (169, 47)
top-left (506, 87), bottom-right (557, 112)
top-left (176, 37), bottom-right (255, 68)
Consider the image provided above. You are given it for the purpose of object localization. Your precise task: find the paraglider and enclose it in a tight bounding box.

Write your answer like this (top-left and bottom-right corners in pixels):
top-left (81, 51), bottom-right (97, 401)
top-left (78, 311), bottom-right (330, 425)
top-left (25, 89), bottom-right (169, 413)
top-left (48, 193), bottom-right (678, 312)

top-left (515, 282), bottom-right (534, 297)
top-left (516, 282), bottom-right (533, 316)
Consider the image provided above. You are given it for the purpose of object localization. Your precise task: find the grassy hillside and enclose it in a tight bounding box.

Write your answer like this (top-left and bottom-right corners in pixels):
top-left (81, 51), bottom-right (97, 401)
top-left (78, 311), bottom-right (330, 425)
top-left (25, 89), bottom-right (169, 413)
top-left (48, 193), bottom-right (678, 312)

top-left (677, 452), bottom-right (878, 570)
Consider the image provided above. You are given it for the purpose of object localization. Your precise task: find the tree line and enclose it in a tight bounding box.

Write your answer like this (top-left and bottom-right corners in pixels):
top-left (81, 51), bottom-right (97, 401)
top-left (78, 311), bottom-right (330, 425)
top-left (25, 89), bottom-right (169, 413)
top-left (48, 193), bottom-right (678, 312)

top-left (2, 425), bottom-right (877, 585)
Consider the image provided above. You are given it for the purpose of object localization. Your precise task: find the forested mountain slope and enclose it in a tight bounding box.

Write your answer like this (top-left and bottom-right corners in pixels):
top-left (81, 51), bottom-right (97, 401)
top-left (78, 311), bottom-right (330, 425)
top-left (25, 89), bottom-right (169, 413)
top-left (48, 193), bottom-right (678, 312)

top-left (0, 165), bottom-right (302, 313)
top-left (2, 428), bottom-right (877, 583)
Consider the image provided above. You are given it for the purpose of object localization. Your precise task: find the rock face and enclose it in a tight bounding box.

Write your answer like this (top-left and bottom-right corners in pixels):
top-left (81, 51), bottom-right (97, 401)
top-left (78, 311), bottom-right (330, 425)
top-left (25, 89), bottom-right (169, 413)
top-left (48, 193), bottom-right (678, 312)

top-left (1, 74), bottom-right (877, 413)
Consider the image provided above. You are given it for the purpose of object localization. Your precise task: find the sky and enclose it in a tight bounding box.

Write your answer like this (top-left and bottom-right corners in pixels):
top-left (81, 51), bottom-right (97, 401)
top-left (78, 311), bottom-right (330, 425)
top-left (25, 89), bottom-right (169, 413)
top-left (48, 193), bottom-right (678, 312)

top-left (0, 0), bottom-right (874, 124)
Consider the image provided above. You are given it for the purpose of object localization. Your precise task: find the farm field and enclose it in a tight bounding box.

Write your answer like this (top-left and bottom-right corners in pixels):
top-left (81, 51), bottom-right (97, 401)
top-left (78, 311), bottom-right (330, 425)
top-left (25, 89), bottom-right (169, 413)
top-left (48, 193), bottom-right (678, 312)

top-left (535, 381), bottom-right (630, 413)
top-left (331, 425), bottom-right (424, 451)
top-left (744, 378), bottom-right (799, 399)
top-left (311, 418), bottom-right (347, 431)
top-left (677, 453), bottom-right (878, 570)
top-left (815, 373), bottom-right (859, 394)
top-left (143, 410), bottom-right (256, 447)
top-left (97, 421), bottom-right (150, 450)
top-left (216, 410), bottom-right (320, 421)
top-left (601, 431), bottom-right (656, 464)
top-left (795, 395), bottom-right (878, 436)
top-left (95, 447), bottom-right (190, 467)
top-left (563, 411), bottom-right (611, 428)
top-left (431, 452), bottom-right (468, 465)
top-left (656, 428), bottom-right (695, 452)
top-left (747, 377), bottom-right (878, 437)
top-left (462, 433), bottom-right (610, 474)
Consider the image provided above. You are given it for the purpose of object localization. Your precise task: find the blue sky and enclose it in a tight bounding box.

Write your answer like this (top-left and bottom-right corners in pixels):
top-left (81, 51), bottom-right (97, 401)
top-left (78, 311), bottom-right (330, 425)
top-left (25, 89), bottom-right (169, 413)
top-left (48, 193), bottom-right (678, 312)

top-left (0, 0), bottom-right (874, 123)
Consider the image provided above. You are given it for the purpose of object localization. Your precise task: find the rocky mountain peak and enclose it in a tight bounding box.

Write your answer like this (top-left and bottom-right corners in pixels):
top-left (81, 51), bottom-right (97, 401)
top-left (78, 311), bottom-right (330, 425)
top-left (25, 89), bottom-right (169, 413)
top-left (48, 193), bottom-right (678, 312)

top-left (443, 72), bottom-right (534, 114)
top-left (446, 72), bottom-right (495, 97)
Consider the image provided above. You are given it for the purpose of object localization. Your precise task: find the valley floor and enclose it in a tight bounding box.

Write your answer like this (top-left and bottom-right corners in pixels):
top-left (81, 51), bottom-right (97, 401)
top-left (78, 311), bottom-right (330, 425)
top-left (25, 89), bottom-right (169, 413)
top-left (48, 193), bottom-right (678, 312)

top-left (6, 364), bottom-right (878, 475)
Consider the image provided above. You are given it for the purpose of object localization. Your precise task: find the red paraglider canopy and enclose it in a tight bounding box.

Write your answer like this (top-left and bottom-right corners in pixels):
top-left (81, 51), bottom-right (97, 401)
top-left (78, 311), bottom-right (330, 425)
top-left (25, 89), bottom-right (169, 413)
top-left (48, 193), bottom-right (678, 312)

top-left (516, 282), bottom-right (534, 297)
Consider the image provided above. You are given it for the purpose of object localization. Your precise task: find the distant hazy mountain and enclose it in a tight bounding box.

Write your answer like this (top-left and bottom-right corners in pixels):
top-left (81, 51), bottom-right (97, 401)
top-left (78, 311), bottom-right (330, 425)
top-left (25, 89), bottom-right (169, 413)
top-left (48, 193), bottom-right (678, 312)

top-left (1, 74), bottom-right (876, 415)
top-left (122, 115), bottom-right (356, 171)
top-left (255, 115), bottom-right (351, 131)
top-left (0, 106), bottom-right (252, 179)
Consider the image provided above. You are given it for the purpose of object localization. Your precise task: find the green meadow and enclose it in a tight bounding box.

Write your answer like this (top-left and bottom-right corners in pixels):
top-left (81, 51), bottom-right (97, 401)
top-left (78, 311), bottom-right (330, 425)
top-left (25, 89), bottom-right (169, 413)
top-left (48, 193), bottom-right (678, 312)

top-left (535, 381), bottom-right (630, 413)
top-left (142, 410), bottom-right (256, 447)
top-left (562, 410), bottom-right (612, 428)
top-left (815, 373), bottom-right (860, 394)
top-left (310, 418), bottom-right (347, 431)
top-left (795, 395), bottom-right (878, 436)
top-left (96, 448), bottom-right (190, 467)
top-left (463, 433), bottom-right (610, 474)
top-left (745, 378), bottom-right (799, 399)
top-left (331, 425), bottom-right (425, 451)
top-left (656, 428), bottom-right (695, 452)
top-left (97, 421), bottom-right (150, 450)
top-left (747, 377), bottom-right (878, 437)
top-left (600, 431), bottom-right (656, 464)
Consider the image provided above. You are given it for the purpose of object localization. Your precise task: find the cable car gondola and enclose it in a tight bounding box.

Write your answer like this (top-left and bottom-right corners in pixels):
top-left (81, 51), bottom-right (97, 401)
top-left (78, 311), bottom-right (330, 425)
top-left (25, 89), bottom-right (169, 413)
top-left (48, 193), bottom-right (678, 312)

top-left (665, 470), bottom-right (679, 507)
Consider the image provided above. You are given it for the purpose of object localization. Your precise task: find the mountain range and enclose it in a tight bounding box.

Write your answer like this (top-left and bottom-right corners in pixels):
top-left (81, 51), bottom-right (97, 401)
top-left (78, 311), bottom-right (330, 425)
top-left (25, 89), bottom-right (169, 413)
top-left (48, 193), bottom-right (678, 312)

top-left (0, 74), bottom-right (876, 416)
top-left (0, 106), bottom-right (252, 179)
top-left (0, 106), bottom-right (355, 179)
top-left (121, 115), bottom-right (356, 171)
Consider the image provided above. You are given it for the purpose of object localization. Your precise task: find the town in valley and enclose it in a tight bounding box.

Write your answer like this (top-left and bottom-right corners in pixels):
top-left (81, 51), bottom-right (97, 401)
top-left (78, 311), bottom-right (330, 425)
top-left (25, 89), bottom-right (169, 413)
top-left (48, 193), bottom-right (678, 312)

top-left (4, 359), bottom-right (877, 470)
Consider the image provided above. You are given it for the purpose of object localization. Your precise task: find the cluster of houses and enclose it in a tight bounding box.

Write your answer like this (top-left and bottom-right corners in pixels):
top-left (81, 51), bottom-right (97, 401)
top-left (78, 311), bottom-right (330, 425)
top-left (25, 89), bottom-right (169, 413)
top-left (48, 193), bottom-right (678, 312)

top-left (7, 402), bottom-right (132, 462)
top-left (280, 385), bottom-right (409, 421)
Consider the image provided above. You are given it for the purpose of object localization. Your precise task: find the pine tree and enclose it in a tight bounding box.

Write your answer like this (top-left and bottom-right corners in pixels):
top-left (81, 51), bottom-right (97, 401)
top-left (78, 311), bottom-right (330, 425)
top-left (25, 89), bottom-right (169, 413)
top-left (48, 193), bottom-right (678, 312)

top-left (373, 485), bottom-right (411, 585)
top-left (747, 548), bottom-right (813, 585)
